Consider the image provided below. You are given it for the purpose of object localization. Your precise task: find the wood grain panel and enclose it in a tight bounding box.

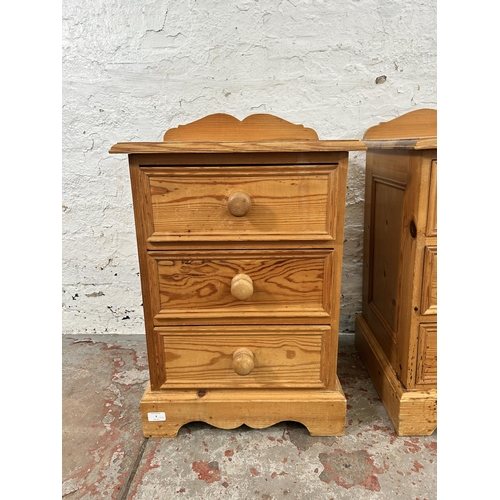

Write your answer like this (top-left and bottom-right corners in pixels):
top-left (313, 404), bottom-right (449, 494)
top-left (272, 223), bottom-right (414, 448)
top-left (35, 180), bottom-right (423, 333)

top-left (158, 326), bottom-right (328, 389)
top-left (148, 250), bottom-right (334, 324)
top-left (139, 165), bottom-right (338, 244)
top-left (368, 176), bottom-right (406, 337)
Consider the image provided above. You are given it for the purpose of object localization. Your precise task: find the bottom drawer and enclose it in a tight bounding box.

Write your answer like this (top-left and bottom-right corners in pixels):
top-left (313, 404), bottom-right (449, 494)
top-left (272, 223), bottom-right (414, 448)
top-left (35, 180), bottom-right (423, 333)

top-left (415, 323), bottom-right (437, 386)
top-left (157, 325), bottom-right (331, 389)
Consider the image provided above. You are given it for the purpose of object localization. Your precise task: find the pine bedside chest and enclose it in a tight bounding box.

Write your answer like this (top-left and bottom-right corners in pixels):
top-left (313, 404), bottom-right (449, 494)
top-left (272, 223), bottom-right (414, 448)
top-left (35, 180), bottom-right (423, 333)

top-left (110, 113), bottom-right (365, 437)
top-left (355, 109), bottom-right (437, 436)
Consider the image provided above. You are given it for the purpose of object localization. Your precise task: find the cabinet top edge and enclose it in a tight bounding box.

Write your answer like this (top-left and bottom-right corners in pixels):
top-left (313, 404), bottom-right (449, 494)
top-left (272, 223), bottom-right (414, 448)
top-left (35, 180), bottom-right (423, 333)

top-left (109, 140), bottom-right (367, 154)
top-left (363, 138), bottom-right (437, 150)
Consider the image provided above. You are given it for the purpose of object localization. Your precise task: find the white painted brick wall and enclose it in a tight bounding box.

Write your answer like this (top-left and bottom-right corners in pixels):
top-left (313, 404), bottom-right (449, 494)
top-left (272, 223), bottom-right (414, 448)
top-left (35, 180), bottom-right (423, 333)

top-left (62, 0), bottom-right (436, 334)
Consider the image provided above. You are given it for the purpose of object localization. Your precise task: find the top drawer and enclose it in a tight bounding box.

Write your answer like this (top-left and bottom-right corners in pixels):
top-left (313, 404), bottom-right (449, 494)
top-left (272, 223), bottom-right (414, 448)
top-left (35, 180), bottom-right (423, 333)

top-left (130, 164), bottom-right (342, 248)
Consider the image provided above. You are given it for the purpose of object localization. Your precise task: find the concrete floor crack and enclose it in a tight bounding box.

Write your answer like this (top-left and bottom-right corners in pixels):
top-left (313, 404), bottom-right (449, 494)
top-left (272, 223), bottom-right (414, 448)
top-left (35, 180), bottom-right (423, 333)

top-left (117, 438), bottom-right (149, 500)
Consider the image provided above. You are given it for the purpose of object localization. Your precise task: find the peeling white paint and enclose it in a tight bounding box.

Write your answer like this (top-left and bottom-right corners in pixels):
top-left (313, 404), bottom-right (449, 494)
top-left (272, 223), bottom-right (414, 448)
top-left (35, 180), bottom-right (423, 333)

top-left (62, 0), bottom-right (437, 334)
top-left (112, 368), bottom-right (150, 386)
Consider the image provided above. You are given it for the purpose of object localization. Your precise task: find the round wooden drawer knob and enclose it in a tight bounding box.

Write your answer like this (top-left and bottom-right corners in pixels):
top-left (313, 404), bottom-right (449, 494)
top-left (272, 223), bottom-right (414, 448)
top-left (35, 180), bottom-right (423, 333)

top-left (232, 348), bottom-right (255, 376)
top-left (231, 273), bottom-right (254, 301)
top-left (227, 192), bottom-right (251, 217)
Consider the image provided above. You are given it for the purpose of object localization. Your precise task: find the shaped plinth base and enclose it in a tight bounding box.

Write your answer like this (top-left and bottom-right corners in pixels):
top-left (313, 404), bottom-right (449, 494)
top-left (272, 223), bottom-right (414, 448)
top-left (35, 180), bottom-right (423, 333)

top-left (140, 380), bottom-right (346, 438)
top-left (355, 315), bottom-right (437, 436)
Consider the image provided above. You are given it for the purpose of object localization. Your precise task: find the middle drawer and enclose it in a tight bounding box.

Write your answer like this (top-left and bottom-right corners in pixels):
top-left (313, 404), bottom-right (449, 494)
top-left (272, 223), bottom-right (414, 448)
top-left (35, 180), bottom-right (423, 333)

top-left (146, 249), bottom-right (336, 325)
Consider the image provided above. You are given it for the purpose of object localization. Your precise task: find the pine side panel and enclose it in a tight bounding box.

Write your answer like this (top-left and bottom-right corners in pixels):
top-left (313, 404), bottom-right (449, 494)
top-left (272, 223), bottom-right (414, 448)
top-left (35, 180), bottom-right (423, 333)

top-left (128, 158), bottom-right (166, 390)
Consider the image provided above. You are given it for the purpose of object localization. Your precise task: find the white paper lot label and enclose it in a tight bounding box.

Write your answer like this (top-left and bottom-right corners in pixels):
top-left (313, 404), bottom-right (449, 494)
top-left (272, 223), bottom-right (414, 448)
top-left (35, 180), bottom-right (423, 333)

top-left (147, 411), bottom-right (166, 422)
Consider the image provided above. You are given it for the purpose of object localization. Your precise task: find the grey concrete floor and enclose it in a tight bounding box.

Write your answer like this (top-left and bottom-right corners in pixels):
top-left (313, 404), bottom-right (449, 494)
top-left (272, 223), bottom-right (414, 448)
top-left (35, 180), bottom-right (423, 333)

top-left (62, 334), bottom-right (437, 499)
